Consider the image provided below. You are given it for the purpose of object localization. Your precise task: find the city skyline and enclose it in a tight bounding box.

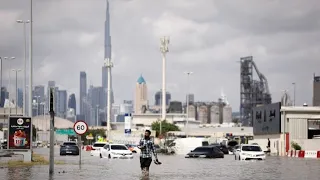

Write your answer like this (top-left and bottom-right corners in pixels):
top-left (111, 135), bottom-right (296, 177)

top-left (0, 0), bottom-right (319, 112)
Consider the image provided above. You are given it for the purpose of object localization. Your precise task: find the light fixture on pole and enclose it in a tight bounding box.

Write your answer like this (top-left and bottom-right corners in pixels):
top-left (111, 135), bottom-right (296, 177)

top-left (103, 58), bottom-right (113, 139)
top-left (292, 83), bottom-right (296, 106)
top-left (160, 36), bottom-right (169, 122)
top-left (12, 69), bottom-right (22, 114)
top-left (184, 72), bottom-right (193, 137)
top-left (4, 57), bottom-right (15, 103)
top-left (16, 19), bottom-right (30, 116)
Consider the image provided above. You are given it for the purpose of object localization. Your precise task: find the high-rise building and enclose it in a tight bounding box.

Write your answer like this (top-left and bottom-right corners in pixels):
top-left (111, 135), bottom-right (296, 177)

top-left (1, 87), bottom-right (9, 107)
top-left (186, 94), bottom-right (195, 105)
top-left (68, 93), bottom-right (77, 115)
top-left (120, 102), bottom-right (133, 114)
top-left (46, 81), bottom-right (56, 111)
top-left (134, 75), bottom-right (148, 114)
top-left (80, 71), bottom-right (87, 116)
top-left (313, 74), bottom-right (320, 106)
top-left (102, 0), bottom-right (114, 110)
top-left (87, 86), bottom-right (104, 126)
top-left (17, 88), bottom-right (23, 108)
top-left (155, 90), bottom-right (171, 106)
top-left (56, 90), bottom-right (67, 118)
top-left (34, 85), bottom-right (45, 102)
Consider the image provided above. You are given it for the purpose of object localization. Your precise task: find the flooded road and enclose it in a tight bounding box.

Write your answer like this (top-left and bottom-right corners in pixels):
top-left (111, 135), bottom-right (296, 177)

top-left (0, 148), bottom-right (320, 180)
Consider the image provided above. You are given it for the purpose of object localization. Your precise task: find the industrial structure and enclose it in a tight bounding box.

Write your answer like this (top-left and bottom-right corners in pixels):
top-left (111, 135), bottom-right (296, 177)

top-left (313, 73), bottom-right (320, 106)
top-left (185, 99), bottom-right (232, 124)
top-left (240, 56), bottom-right (272, 126)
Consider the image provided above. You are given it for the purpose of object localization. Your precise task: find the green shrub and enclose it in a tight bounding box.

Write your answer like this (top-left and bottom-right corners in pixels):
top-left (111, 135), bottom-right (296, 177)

top-left (291, 141), bottom-right (302, 150)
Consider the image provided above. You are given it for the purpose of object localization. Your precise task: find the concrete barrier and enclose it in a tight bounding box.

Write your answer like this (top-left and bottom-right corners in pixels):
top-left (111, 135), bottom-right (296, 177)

top-left (287, 150), bottom-right (320, 158)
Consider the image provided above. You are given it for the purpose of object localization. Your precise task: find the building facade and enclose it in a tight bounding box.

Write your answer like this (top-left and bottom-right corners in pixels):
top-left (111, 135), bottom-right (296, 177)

top-left (80, 71), bottom-right (87, 116)
top-left (134, 75), bottom-right (148, 114)
top-left (313, 74), bottom-right (320, 106)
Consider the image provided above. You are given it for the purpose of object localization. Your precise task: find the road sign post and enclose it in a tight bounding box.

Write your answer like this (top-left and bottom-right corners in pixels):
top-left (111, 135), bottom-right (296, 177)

top-left (74, 121), bottom-right (88, 166)
top-left (49, 88), bottom-right (55, 175)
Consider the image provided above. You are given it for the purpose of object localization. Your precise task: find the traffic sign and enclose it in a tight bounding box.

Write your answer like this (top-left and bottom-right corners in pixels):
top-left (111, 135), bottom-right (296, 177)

top-left (86, 133), bottom-right (94, 140)
top-left (74, 121), bottom-right (88, 135)
top-left (56, 129), bottom-right (76, 135)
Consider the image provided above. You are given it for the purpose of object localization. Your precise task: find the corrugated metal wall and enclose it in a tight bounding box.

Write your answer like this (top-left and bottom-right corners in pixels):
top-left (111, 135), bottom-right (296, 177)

top-left (289, 118), bottom-right (308, 139)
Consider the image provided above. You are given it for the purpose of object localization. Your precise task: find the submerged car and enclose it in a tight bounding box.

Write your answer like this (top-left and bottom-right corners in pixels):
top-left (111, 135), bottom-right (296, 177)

top-left (234, 144), bottom-right (266, 160)
top-left (125, 144), bottom-right (140, 153)
top-left (210, 143), bottom-right (229, 154)
top-left (91, 142), bottom-right (108, 157)
top-left (100, 144), bottom-right (133, 159)
top-left (185, 146), bottom-right (224, 158)
top-left (60, 141), bottom-right (79, 156)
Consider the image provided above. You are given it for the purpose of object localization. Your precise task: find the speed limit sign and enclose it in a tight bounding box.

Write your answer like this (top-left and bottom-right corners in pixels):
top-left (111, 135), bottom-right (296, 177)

top-left (74, 121), bottom-right (88, 135)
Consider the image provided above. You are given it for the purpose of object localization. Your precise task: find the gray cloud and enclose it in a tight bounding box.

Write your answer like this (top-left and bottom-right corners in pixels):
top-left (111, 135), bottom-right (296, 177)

top-left (0, 0), bottom-right (319, 112)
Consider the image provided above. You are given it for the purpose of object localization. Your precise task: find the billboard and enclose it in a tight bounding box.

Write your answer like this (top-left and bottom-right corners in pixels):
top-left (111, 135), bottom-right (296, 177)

top-left (124, 113), bottom-right (132, 135)
top-left (8, 116), bottom-right (32, 150)
top-left (252, 102), bottom-right (281, 135)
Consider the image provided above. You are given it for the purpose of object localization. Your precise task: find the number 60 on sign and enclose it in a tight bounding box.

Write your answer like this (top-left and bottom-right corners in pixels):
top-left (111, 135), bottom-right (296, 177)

top-left (74, 121), bottom-right (88, 135)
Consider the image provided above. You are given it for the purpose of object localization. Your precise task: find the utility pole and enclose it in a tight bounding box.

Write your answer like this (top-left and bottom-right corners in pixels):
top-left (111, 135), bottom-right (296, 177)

top-left (184, 72), bottom-right (193, 137)
top-left (104, 58), bottom-right (113, 139)
top-left (49, 88), bottom-right (55, 174)
top-left (160, 36), bottom-right (169, 122)
top-left (16, 20), bottom-right (30, 115)
top-left (28, 0), bottom-right (33, 117)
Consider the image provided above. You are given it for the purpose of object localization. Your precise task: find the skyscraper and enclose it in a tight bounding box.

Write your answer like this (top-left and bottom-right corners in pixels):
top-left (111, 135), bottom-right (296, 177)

top-left (47, 81), bottom-right (56, 111)
top-left (1, 87), bottom-right (9, 107)
top-left (68, 93), bottom-right (77, 115)
top-left (34, 85), bottom-right (45, 102)
top-left (135, 75), bottom-right (148, 114)
top-left (56, 90), bottom-right (67, 118)
top-left (80, 71), bottom-right (87, 116)
top-left (186, 94), bottom-right (195, 105)
top-left (155, 90), bottom-right (171, 106)
top-left (17, 88), bottom-right (23, 108)
top-left (102, 0), bottom-right (114, 110)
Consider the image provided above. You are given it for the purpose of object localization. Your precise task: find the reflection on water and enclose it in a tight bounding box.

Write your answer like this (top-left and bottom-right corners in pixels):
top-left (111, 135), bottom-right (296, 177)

top-left (1, 149), bottom-right (320, 180)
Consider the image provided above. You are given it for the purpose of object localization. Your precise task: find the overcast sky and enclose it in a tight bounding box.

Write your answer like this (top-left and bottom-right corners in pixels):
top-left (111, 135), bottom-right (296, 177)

top-left (0, 0), bottom-right (319, 111)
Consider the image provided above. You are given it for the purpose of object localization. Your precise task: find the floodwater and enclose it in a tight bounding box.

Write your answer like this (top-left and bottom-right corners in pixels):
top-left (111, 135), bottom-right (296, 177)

top-left (0, 148), bottom-right (320, 180)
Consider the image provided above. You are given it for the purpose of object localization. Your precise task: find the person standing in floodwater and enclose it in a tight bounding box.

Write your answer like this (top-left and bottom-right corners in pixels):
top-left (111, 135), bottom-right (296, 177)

top-left (267, 138), bottom-right (271, 150)
top-left (138, 130), bottom-right (158, 177)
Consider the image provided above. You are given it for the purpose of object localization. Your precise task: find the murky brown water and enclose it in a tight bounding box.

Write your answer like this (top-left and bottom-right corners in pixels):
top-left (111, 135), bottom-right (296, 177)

top-left (0, 148), bottom-right (320, 180)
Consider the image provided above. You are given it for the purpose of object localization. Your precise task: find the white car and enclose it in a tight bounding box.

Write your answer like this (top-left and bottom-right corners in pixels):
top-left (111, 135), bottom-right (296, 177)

top-left (100, 144), bottom-right (133, 159)
top-left (235, 144), bottom-right (266, 160)
top-left (90, 142), bottom-right (108, 157)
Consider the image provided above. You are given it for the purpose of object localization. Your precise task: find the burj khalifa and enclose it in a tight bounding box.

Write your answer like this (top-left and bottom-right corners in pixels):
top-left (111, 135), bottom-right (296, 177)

top-left (102, 0), bottom-right (114, 114)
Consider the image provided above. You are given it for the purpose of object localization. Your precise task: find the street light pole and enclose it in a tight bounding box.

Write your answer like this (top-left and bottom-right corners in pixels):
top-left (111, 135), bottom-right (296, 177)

top-left (12, 69), bottom-right (22, 114)
top-left (104, 58), bottom-right (113, 139)
top-left (184, 72), bottom-right (193, 137)
top-left (160, 36), bottom-right (169, 122)
top-left (17, 20), bottom-right (30, 116)
top-left (292, 83), bottom-right (296, 106)
top-left (28, 0), bottom-right (34, 118)
top-left (4, 57), bottom-right (15, 104)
